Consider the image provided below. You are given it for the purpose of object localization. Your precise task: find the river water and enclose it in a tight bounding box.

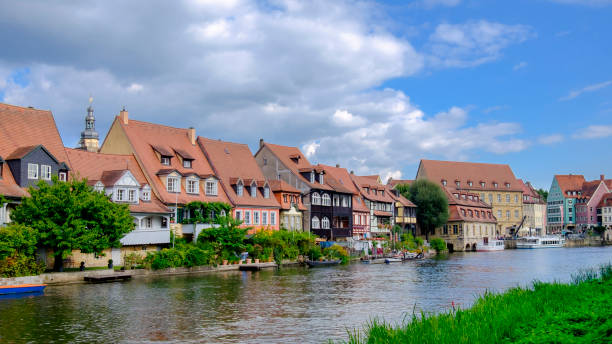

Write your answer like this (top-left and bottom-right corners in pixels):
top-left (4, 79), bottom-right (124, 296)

top-left (1, 246), bottom-right (612, 343)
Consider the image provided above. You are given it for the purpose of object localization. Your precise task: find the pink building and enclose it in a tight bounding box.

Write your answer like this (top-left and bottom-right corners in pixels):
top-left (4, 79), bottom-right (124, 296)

top-left (575, 175), bottom-right (611, 230)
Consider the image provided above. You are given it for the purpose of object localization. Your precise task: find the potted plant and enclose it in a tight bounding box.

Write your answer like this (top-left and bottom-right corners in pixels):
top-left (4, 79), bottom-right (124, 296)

top-left (108, 259), bottom-right (113, 269)
top-left (222, 259), bottom-right (228, 265)
top-left (254, 258), bottom-right (260, 264)
top-left (246, 258), bottom-right (252, 264)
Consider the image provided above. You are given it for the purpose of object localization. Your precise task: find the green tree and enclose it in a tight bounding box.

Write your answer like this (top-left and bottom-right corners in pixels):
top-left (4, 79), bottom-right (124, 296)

top-left (10, 177), bottom-right (134, 271)
top-left (536, 188), bottom-right (548, 202)
top-left (197, 216), bottom-right (249, 260)
top-left (401, 180), bottom-right (449, 240)
top-left (429, 238), bottom-right (447, 254)
top-left (0, 224), bottom-right (39, 260)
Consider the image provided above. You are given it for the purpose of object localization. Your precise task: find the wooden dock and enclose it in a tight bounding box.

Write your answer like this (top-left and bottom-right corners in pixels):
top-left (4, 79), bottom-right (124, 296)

top-left (84, 274), bottom-right (132, 283)
top-left (238, 262), bottom-right (277, 271)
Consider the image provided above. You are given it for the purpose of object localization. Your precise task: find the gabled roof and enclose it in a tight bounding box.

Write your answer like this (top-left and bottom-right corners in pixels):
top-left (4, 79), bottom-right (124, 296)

top-left (198, 137), bottom-right (279, 208)
top-left (65, 148), bottom-right (170, 214)
top-left (598, 193), bottom-right (612, 208)
top-left (518, 179), bottom-right (543, 204)
top-left (260, 142), bottom-right (332, 191)
top-left (387, 178), bottom-right (414, 189)
top-left (554, 174), bottom-right (586, 198)
top-left (443, 187), bottom-right (496, 223)
top-left (418, 159), bottom-right (522, 192)
top-left (386, 185), bottom-right (416, 208)
top-left (268, 179), bottom-right (301, 194)
top-left (109, 117), bottom-right (229, 205)
top-left (0, 103), bottom-right (70, 167)
top-left (350, 174), bottom-right (395, 204)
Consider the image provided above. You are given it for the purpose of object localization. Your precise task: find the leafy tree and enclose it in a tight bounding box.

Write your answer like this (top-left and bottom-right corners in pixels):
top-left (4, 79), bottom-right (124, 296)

top-left (10, 177), bottom-right (134, 271)
top-left (197, 216), bottom-right (249, 260)
top-left (429, 238), bottom-right (447, 253)
top-left (536, 188), bottom-right (548, 202)
top-left (401, 180), bottom-right (449, 240)
top-left (0, 224), bottom-right (39, 260)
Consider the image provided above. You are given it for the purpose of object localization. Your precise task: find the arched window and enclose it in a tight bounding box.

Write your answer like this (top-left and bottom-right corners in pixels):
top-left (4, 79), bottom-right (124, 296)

top-left (312, 192), bottom-right (321, 205)
top-left (322, 217), bottom-right (330, 229)
top-left (312, 216), bottom-right (320, 229)
top-left (322, 193), bottom-right (331, 206)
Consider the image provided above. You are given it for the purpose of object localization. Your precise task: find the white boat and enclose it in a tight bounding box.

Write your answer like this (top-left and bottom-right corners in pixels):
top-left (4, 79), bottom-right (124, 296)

top-left (477, 239), bottom-right (505, 252)
top-left (516, 236), bottom-right (565, 249)
top-left (384, 257), bottom-right (402, 264)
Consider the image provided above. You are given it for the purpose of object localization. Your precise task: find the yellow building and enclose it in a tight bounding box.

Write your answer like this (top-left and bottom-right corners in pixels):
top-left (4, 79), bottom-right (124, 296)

top-left (416, 159), bottom-right (524, 236)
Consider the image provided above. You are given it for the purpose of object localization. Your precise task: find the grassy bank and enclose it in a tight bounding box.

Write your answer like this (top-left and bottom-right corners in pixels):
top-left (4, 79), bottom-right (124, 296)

top-left (340, 264), bottom-right (612, 344)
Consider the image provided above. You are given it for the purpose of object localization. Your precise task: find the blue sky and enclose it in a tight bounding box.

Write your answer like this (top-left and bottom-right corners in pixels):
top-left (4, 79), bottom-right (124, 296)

top-left (0, 0), bottom-right (610, 189)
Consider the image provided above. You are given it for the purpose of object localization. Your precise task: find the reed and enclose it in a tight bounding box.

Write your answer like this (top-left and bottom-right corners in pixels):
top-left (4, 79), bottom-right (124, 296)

top-left (338, 263), bottom-right (612, 344)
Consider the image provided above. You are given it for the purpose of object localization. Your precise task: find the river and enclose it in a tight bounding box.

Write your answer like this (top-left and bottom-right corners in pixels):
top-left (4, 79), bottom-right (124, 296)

top-left (1, 246), bottom-right (612, 343)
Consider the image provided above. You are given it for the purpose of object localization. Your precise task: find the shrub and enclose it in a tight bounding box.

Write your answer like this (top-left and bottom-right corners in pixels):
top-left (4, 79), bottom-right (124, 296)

top-left (0, 224), bottom-right (39, 260)
top-left (123, 253), bottom-right (144, 269)
top-left (429, 238), bottom-right (446, 253)
top-left (0, 254), bottom-right (46, 277)
top-left (323, 244), bottom-right (350, 264)
top-left (146, 248), bottom-right (185, 270)
top-left (184, 246), bottom-right (213, 267)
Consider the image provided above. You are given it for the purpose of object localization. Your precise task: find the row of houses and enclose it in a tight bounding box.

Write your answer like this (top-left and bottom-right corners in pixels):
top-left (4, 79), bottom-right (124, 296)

top-left (546, 174), bottom-right (612, 234)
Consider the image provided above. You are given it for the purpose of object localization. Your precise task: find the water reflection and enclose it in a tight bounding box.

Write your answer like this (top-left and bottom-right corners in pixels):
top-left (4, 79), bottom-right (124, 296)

top-left (0, 246), bottom-right (611, 343)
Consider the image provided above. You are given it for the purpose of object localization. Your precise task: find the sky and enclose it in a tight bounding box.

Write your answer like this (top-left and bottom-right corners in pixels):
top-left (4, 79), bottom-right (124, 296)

top-left (0, 0), bottom-right (611, 190)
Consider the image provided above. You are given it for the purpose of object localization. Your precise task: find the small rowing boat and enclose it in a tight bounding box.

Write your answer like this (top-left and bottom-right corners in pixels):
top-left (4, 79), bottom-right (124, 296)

top-left (0, 284), bottom-right (46, 295)
top-left (305, 260), bottom-right (341, 267)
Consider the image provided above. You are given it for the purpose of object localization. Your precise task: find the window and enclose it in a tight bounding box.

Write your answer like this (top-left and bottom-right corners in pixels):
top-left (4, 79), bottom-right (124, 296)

top-left (506, 183), bottom-right (510, 188)
top-left (235, 210), bottom-right (242, 221)
top-left (237, 182), bottom-right (243, 196)
top-left (480, 182), bottom-right (485, 187)
top-left (167, 177), bottom-right (179, 192)
top-left (493, 182), bottom-right (498, 188)
top-left (187, 178), bottom-right (199, 194)
top-left (161, 156), bottom-right (170, 165)
top-left (497, 210), bottom-right (502, 218)
top-left (59, 172), bottom-right (67, 181)
top-left (515, 195), bottom-right (518, 203)
top-left (271, 211), bottom-right (276, 225)
top-left (41, 165), bottom-right (51, 180)
top-left (262, 211), bottom-right (268, 225)
top-left (128, 189), bottom-right (136, 202)
top-left (320, 173), bottom-right (324, 185)
top-left (161, 217), bottom-right (168, 228)
top-left (506, 194), bottom-right (510, 202)
top-left (333, 195), bottom-right (340, 207)
top-left (441, 179), bottom-right (447, 186)
top-left (497, 194), bottom-right (502, 202)
top-left (183, 159), bottom-right (192, 168)
top-left (443, 225), bottom-right (448, 235)
top-left (253, 211), bottom-right (260, 225)
top-left (322, 193), bottom-right (331, 206)
top-left (514, 210), bottom-right (519, 218)
top-left (312, 216), bottom-right (320, 229)
top-left (342, 195), bottom-right (349, 207)
top-left (144, 217), bottom-right (152, 229)
top-left (205, 180), bottom-right (218, 196)
top-left (283, 194), bottom-right (287, 203)
top-left (322, 217), bottom-right (330, 229)
top-left (456, 181), bottom-right (460, 187)
top-left (506, 210), bottom-right (510, 219)
top-left (117, 189), bottom-right (125, 201)
top-left (28, 163), bottom-right (38, 179)
top-left (312, 192), bottom-right (321, 205)
top-left (250, 184), bottom-right (257, 198)
top-left (453, 225), bottom-right (458, 235)
top-left (310, 172), bottom-right (315, 183)
top-left (264, 186), bottom-right (270, 198)
top-left (141, 188), bottom-right (150, 201)
top-left (244, 211), bottom-right (251, 225)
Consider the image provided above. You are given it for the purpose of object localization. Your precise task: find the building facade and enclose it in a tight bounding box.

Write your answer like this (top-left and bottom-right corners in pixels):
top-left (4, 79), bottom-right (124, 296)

top-left (269, 179), bottom-right (306, 231)
top-left (350, 174), bottom-right (395, 237)
top-left (416, 159), bottom-right (523, 236)
top-left (575, 176), bottom-right (611, 230)
top-left (546, 175), bottom-right (585, 233)
top-left (518, 180), bottom-right (546, 236)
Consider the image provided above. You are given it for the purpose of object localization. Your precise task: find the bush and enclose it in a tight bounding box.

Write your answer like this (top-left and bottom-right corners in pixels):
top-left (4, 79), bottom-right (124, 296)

top-left (0, 224), bottom-right (39, 260)
top-left (123, 253), bottom-right (145, 269)
top-left (146, 248), bottom-right (185, 270)
top-left (429, 238), bottom-right (446, 253)
top-left (247, 229), bottom-right (318, 263)
top-left (307, 246), bottom-right (323, 261)
top-left (184, 246), bottom-right (213, 267)
top-left (0, 254), bottom-right (46, 277)
top-left (323, 244), bottom-right (350, 264)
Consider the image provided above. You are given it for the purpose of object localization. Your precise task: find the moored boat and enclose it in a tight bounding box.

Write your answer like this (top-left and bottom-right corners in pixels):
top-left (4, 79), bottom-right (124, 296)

top-left (516, 236), bottom-right (565, 249)
top-left (305, 260), bottom-right (341, 267)
top-left (477, 239), bottom-right (505, 252)
top-left (384, 258), bottom-right (402, 264)
top-left (0, 284), bottom-right (46, 295)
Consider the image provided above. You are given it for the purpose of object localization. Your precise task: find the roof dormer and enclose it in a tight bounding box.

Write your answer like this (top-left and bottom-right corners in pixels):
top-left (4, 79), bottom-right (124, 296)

top-left (250, 180), bottom-right (257, 198)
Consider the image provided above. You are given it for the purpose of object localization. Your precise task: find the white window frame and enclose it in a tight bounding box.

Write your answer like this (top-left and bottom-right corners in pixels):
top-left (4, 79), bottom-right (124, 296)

top-left (237, 182), bottom-right (244, 196)
top-left (235, 210), bottom-right (242, 221)
top-left (161, 156), bottom-right (170, 165)
top-left (117, 189), bottom-right (125, 201)
top-left (167, 176), bottom-right (180, 193)
top-left (141, 186), bottom-right (151, 201)
top-left (264, 186), bottom-right (270, 198)
top-left (186, 178), bottom-right (199, 194)
top-left (244, 210), bottom-right (251, 225)
top-left (205, 180), bottom-right (218, 196)
top-left (41, 165), bottom-right (51, 180)
top-left (320, 172), bottom-right (324, 185)
top-left (322, 193), bottom-right (331, 206)
top-left (28, 163), bottom-right (39, 179)
top-left (59, 172), bottom-right (67, 181)
top-left (250, 183), bottom-right (257, 198)
top-left (271, 211), bottom-right (276, 225)
top-left (183, 159), bottom-right (192, 168)
top-left (253, 211), bottom-right (260, 225)
top-left (312, 192), bottom-right (321, 205)
top-left (322, 217), bottom-right (330, 229)
top-left (312, 216), bottom-right (320, 229)
top-left (262, 211), bottom-right (268, 225)
top-left (144, 217), bottom-right (152, 229)
top-left (128, 189), bottom-right (136, 202)
top-left (310, 172), bottom-right (315, 183)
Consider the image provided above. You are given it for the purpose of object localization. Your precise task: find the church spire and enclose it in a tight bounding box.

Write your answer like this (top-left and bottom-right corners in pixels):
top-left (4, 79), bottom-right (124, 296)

top-left (78, 96), bottom-right (99, 152)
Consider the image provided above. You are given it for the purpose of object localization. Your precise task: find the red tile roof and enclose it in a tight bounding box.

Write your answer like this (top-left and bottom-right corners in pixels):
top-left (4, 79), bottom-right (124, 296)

top-left (386, 185), bottom-right (416, 207)
top-left (110, 117), bottom-right (230, 205)
top-left (444, 188), bottom-right (496, 223)
top-left (269, 179), bottom-right (301, 194)
top-left (598, 193), bottom-right (612, 208)
top-left (387, 179), bottom-right (414, 188)
top-left (65, 148), bottom-right (170, 214)
top-left (198, 137), bottom-right (279, 208)
top-left (555, 174), bottom-right (586, 198)
top-left (418, 159), bottom-right (522, 192)
top-left (260, 142), bottom-right (333, 191)
top-left (350, 174), bottom-right (395, 204)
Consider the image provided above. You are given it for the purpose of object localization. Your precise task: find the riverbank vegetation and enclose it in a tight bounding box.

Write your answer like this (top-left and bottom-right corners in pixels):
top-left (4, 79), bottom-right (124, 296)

top-left (339, 263), bottom-right (612, 344)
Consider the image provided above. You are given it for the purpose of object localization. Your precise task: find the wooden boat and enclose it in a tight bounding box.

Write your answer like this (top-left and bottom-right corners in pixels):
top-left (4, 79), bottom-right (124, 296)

top-left (384, 257), bottom-right (402, 264)
top-left (0, 284), bottom-right (46, 295)
top-left (305, 259), bottom-right (341, 267)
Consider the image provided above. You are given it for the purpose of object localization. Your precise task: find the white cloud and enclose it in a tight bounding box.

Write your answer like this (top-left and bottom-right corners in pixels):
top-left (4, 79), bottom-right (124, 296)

top-left (382, 170), bottom-right (402, 184)
top-left (427, 20), bottom-right (534, 68)
top-left (302, 141), bottom-right (320, 159)
top-left (332, 109), bottom-right (366, 127)
top-left (559, 80), bottom-right (612, 101)
top-left (538, 134), bottom-right (564, 144)
top-left (573, 125), bottom-right (612, 139)
top-left (513, 61), bottom-right (528, 70)
top-left (127, 83), bottom-right (143, 93)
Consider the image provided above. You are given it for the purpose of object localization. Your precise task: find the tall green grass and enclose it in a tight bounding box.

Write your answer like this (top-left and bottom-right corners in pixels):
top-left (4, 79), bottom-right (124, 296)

top-left (337, 263), bottom-right (612, 344)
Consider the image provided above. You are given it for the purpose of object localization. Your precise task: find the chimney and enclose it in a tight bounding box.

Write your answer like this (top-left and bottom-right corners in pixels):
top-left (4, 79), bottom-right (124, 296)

top-left (350, 170), bottom-right (354, 175)
top-left (335, 164), bottom-right (340, 168)
top-left (259, 138), bottom-right (264, 148)
top-left (601, 174), bottom-right (605, 181)
top-left (188, 127), bottom-right (196, 145)
top-left (120, 107), bottom-right (129, 124)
